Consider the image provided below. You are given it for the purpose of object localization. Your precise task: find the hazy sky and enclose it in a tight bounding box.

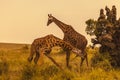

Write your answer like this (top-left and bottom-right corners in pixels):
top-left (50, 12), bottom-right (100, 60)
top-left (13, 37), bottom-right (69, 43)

top-left (0, 0), bottom-right (120, 44)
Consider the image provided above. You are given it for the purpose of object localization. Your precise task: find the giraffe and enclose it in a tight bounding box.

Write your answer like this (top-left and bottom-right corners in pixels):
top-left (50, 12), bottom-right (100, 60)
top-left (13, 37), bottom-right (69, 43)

top-left (28, 34), bottom-right (84, 68)
top-left (47, 14), bottom-right (88, 66)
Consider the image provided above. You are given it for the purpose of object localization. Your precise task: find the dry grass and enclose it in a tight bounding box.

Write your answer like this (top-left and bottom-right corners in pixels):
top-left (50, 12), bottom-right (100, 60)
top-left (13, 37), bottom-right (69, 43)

top-left (0, 43), bottom-right (120, 80)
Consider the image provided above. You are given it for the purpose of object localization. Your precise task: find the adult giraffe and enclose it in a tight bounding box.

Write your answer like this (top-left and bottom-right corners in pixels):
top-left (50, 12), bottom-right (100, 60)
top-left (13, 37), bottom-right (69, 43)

top-left (47, 14), bottom-right (88, 67)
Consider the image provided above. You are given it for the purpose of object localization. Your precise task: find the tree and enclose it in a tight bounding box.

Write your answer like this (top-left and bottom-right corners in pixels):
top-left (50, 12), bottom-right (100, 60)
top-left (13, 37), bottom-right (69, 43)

top-left (85, 5), bottom-right (120, 67)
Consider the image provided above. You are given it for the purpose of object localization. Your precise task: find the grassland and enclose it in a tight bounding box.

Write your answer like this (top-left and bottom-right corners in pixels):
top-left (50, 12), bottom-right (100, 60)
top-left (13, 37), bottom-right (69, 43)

top-left (0, 43), bottom-right (120, 80)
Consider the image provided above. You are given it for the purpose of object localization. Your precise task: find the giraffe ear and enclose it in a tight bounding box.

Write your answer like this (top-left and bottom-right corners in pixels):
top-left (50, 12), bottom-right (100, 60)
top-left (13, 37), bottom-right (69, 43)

top-left (50, 14), bottom-right (52, 16)
top-left (48, 14), bottom-right (50, 17)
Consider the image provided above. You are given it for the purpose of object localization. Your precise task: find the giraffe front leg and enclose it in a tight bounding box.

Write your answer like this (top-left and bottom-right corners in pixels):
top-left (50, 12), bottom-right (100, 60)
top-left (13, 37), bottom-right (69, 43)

top-left (44, 53), bottom-right (63, 70)
top-left (42, 48), bottom-right (63, 70)
top-left (66, 51), bottom-right (70, 68)
top-left (34, 48), bottom-right (47, 64)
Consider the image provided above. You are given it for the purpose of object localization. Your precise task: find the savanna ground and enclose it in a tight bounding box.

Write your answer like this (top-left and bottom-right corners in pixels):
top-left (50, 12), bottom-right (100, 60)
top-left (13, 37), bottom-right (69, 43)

top-left (0, 43), bottom-right (120, 80)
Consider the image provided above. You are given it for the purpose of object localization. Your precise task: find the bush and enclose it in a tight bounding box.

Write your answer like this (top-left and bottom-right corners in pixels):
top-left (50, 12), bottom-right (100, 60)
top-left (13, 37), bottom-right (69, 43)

top-left (91, 52), bottom-right (112, 71)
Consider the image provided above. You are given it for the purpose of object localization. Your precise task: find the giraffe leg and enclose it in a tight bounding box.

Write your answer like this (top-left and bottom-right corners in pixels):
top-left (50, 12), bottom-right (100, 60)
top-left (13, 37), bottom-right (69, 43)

top-left (85, 51), bottom-right (88, 67)
top-left (34, 51), bottom-right (40, 64)
top-left (34, 47), bottom-right (51, 64)
top-left (28, 56), bottom-right (33, 62)
top-left (80, 51), bottom-right (88, 67)
top-left (80, 57), bottom-right (85, 66)
top-left (28, 49), bottom-right (34, 62)
top-left (40, 48), bottom-right (62, 69)
top-left (66, 51), bottom-right (70, 67)
top-left (44, 53), bottom-right (63, 70)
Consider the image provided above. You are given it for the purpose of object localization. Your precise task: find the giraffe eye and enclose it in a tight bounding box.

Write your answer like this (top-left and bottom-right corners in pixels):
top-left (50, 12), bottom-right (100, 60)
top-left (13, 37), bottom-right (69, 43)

top-left (49, 17), bottom-right (53, 20)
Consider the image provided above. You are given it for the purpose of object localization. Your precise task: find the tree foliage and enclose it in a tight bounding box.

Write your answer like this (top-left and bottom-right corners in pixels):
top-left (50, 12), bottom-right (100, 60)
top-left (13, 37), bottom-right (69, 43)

top-left (85, 5), bottom-right (120, 67)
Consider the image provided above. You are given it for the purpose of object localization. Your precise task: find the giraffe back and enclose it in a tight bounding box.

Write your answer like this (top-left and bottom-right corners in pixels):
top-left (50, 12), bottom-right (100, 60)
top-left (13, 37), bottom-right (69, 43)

top-left (31, 34), bottom-right (73, 52)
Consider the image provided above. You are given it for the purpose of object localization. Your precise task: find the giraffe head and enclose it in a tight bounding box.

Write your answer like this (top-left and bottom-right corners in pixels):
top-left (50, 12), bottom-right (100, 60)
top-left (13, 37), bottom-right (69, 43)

top-left (72, 48), bottom-right (84, 57)
top-left (47, 14), bottom-right (54, 26)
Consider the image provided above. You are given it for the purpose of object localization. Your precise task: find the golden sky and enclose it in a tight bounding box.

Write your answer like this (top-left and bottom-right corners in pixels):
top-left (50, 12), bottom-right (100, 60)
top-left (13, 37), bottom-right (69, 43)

top-left (0, 0), bottom-right (120, 44)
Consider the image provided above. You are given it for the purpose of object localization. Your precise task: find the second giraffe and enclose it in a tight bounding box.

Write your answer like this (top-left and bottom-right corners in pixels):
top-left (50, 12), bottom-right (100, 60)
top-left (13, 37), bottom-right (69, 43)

top-left (28, 34), bottom-right (84, 68)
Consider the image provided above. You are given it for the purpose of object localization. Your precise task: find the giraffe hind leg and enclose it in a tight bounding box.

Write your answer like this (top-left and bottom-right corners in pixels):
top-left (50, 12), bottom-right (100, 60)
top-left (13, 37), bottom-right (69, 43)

top-left (28, 51), bottom-right (34, 62)
top-left (80, 57), bottom-right (85, 66)
top-left (28, 56), bottom-right (33, 62)
top-left (80, 51), bottom-right (88, 67)
top-left (28, 52), bottom-right (34, 62)
top-left (85, 52), bottom-right (88, 67)
top-left (34, 51), bottom-right (40, 64)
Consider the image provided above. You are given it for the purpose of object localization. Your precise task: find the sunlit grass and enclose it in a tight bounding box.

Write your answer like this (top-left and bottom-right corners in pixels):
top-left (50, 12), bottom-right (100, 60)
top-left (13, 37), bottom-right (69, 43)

top-left (0, 43), bottom-right (120, 80)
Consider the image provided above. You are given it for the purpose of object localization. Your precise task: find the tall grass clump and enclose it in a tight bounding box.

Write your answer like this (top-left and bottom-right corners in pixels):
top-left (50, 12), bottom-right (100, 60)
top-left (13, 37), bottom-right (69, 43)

top-left (21, 63), bottom-right (77, 80)
top-left (79, 67), bottom-right (120, 80)
top-left (52, 69), bottom-right (75, 80)
top-left (21, 64), bottom-right (37, 80)
top-left (21, 63), bottom-right (60, 80)
top-left (91, 51), bottom-right (113, 71)
top-left (38, 64), bottom-right (60, 80)
top-left (38, 64), bottom-right (76, 80)
top-left (0, 51), bottom-right (10, 80)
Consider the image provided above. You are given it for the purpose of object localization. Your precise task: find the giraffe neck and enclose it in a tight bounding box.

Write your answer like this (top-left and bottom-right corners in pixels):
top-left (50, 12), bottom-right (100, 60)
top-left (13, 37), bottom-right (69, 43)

top-left (52, 17), bottom-right (69, 33)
